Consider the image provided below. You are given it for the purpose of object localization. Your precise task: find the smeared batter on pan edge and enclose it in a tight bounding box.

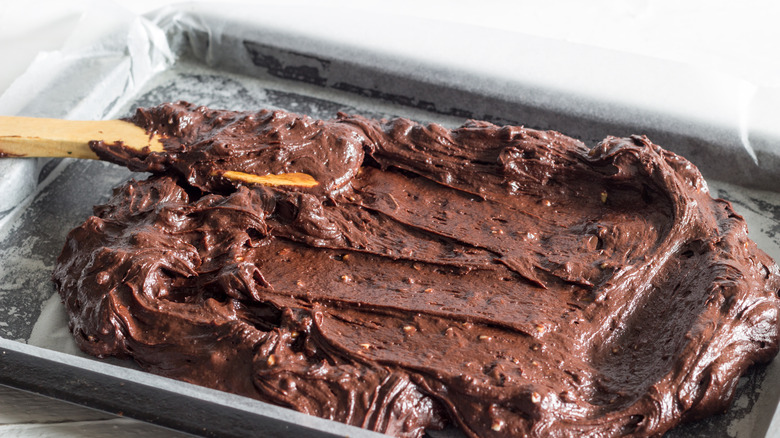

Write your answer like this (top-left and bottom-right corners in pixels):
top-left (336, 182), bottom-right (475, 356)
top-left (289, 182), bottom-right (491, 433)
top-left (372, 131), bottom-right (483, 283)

top-left (54, 102), bottom-right (780, 437)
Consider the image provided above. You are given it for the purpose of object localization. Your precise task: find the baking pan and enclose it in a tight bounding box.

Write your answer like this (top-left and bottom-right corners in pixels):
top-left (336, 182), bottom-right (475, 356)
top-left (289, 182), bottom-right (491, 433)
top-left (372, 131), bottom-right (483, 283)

top-left (0, 3), bottom-right (778, 437)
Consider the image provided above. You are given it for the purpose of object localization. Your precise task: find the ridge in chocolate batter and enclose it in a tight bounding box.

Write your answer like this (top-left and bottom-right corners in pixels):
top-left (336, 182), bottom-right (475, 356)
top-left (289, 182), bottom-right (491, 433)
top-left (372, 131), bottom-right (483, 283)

top-left (54, 102), bottom-right (780, 437)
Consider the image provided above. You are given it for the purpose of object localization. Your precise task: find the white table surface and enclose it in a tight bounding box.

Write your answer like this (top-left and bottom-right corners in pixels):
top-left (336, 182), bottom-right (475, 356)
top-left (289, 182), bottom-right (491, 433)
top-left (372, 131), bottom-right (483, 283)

top-left (1, 1), bottom-right (779, 437)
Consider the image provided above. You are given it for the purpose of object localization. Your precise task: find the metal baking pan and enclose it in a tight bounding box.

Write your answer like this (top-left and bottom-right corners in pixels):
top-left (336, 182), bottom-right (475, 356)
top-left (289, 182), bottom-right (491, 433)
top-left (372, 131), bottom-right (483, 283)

top-left (1, 4), bottom-right (778, 437)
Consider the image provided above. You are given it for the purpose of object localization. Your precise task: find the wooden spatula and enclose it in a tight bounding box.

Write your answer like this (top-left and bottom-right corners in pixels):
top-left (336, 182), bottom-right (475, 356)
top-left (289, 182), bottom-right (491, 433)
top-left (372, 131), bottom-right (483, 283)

top-left (0, 116), bottom-right (318, 188)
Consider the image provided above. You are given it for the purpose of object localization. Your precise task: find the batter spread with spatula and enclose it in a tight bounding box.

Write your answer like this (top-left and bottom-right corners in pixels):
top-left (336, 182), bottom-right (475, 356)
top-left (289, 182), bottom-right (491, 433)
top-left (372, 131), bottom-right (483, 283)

top-left (38, 101), bottom-right (780, 437)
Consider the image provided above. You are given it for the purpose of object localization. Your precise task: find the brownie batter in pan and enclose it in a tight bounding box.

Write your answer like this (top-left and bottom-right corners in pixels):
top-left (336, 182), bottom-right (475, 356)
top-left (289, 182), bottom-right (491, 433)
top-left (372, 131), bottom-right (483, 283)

top-left (52, 102), bottom-right (780, 437)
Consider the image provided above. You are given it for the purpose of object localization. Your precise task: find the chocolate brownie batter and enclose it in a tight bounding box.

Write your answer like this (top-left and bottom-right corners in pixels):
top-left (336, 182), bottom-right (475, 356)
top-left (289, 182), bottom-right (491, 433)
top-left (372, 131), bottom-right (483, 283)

top-left (53, 102), bottom-right (780, 437)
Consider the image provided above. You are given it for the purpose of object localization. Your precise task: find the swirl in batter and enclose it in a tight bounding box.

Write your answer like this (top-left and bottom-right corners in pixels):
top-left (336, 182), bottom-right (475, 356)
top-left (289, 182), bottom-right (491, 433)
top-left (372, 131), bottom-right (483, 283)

top-left (53, 102), bottom-right (780, 437)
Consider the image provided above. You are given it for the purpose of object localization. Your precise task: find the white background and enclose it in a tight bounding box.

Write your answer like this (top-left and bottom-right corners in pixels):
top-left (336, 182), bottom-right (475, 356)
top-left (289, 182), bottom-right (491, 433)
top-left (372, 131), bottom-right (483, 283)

top-left (2, 0), bottom-right (780, 96)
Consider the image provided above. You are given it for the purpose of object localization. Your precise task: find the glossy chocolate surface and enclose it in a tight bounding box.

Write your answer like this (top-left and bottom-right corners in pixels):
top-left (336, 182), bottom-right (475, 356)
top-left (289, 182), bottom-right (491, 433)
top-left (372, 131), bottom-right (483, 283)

top-left (53, 102), bottom-right (780, 437)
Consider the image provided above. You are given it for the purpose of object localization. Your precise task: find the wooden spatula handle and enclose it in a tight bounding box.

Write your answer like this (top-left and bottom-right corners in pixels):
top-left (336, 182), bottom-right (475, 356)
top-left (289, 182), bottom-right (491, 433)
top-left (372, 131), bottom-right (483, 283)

top-left (0, 116), bottom-right (319, 188)
top-left (0, 116), bottom-right (163, 159)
